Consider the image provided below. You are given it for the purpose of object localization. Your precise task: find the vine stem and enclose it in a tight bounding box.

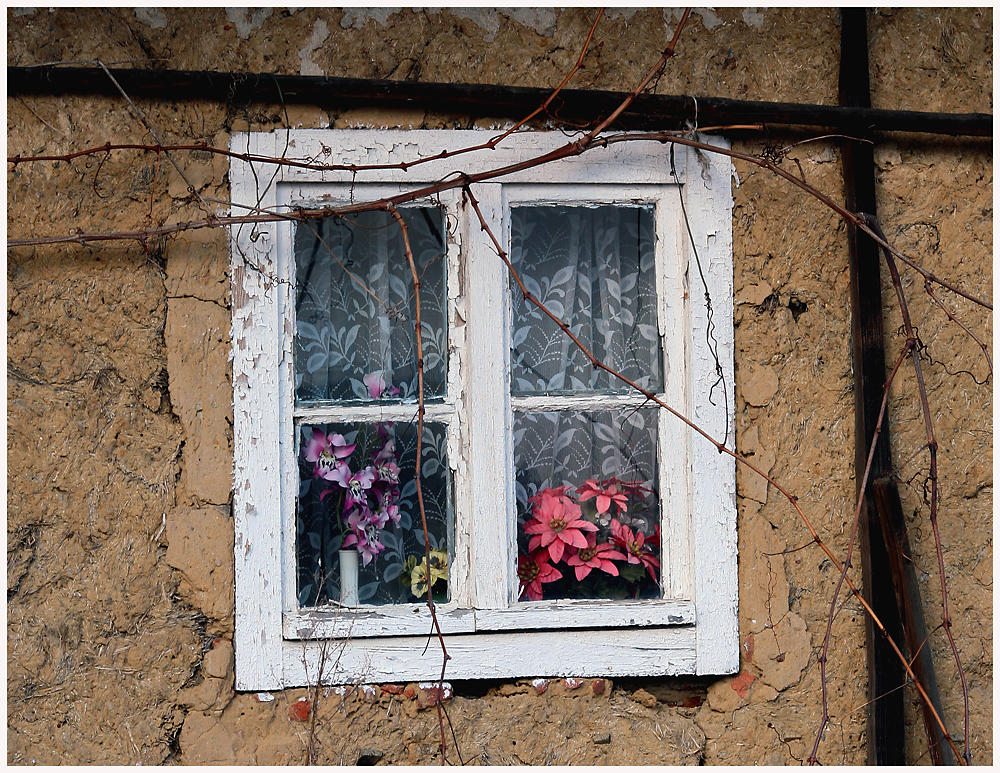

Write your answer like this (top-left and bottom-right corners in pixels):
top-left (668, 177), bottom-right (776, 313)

top-left (8, 12), bottom-right (606, 184)
top-left (863, 214), bottom-right (971, 764)
top-left (922, 278), bottom-right (992, 377)
top-left (387, 205), bottom-right (455, 766)
top-left (809, 343), bottom-right (910, 764)
top-left (463, 185), bottom-right (965, 766)
top-left (9, 131), bottom-right (989, 314)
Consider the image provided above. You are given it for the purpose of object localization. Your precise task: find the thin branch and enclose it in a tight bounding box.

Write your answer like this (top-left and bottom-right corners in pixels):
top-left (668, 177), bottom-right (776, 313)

top-left (464, 185), bottom-right (965, 766)
top-left (387, 205), bottom-right (454, 766)
top-left (10, 130), bottom-right (990, 314)
top-left (922, 278), bottom-right (992, 377)
top-left (864, 213), bottom-right (971, 764)
top-left (809, 344), bottom-right (910, 764)
top-left (92, 59), bottom-right (211, 215)
top-left (9, 12), bottom-right (608, 185)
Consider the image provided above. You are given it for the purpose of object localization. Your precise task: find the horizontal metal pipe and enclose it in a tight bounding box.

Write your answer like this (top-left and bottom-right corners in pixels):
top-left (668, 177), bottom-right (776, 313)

top-left (8, 65), bottom-right (991, 137)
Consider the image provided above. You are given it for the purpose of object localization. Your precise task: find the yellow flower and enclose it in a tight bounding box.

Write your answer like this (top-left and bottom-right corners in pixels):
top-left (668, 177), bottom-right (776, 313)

top-left (409, 549), bottom-right (449, 599)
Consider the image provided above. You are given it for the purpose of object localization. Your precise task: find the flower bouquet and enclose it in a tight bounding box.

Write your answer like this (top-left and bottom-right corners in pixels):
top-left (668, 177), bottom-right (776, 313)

top-left (517, 477), bottom-right (661, 601)
top-left (401, 549), bottom-right (450, 602)
top-left (299, 372), bottom-right (453, 607)
top-left (299, 372), bottom-right (411, 606)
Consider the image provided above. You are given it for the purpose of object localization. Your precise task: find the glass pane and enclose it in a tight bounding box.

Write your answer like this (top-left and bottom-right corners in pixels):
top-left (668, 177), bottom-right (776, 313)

top-left (513, 409), bottom-right (661, 601)
top-left (294, 207), bottom-right (448, 404)
top-left (296, 419), bottom-right (452, 607)
top-left (510, 205), bottom-right (662, 395)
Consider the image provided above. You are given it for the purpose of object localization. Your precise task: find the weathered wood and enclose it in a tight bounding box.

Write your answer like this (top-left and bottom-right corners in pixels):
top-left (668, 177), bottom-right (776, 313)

top-left (9, 64), bottom-right (992, 137)
top-left (840, 9), bottom-right (905, 765)
top-left (230, 131), bottom-right (286, 691)
top-left (283, 626), bottom-right (697, 684)
top-left (474, 599), bottom-right (696, 632)
top-left (231, 129), bottom-right (737, 687)
top-left (870, 477), bottom-right (951, 764)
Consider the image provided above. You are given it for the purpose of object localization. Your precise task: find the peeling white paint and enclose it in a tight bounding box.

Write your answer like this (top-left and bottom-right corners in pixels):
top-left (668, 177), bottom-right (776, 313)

top-left (231, 131), bottom-right (736, 687)
top-left (450, 8), bottom-right (558, 42)
top-left (134, 7), bottom-right (167, 29)
top-left (339, 7), bottom-right (401, 29)
top-left (664, 7), bottom-right (725, 31)
top-left (741, 8), bottom-right (765, 30)
top-left (225, 8), bottom-right (273, 40)
top-left (605, 8), bottom-right (641, 22)
top-left (12, 8), bottom-right (37, 17)
top-left (299, 19), bottom-right (330, 76)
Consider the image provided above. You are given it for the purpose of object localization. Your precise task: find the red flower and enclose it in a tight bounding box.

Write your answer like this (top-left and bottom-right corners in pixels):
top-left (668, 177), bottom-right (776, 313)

top-left (524, 488), bottom-right (598, 563)
top-left (527, 485), bottom-right (571, 507)
top-left (609, 477), bottom-right (653, 499)
top-left (609, 519), bottom-right (661, 581)
top-left (517, 550), bottom-right (562, 600)
top-left (565, 537), bottom-right (627, 581)
top-left (576, 478), bottom-right (630, 515)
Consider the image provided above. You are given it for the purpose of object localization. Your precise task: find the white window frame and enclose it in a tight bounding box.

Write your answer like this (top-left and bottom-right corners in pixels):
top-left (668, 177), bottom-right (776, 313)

top-left (230, 130), bottom-right (736, 690)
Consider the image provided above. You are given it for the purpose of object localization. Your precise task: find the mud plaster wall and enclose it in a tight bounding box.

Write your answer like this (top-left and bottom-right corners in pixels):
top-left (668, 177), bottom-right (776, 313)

top-left (7, 7), bottom-right (991, 765)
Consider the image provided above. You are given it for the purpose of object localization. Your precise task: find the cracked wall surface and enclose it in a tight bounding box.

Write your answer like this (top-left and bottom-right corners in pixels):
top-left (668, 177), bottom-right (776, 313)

top-left (7, 7), bottom-right (991, 765)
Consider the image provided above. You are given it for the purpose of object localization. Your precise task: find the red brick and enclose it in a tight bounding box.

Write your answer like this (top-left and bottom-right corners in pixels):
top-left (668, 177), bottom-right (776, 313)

top-left (731, 671), bottom-right (755, 698)
top-left (288, 698), bottom-right (311, 722)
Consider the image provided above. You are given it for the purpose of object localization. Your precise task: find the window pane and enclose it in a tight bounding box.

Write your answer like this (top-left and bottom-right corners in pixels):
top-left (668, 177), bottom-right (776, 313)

top-left (294, 208), bottom-right (447, 404)
top-left (513, 409), bottom-right (661, 601)
top-left (296, 419), bottom-right (452, 607)
top-left (510, 205), bottom-right (662, 395)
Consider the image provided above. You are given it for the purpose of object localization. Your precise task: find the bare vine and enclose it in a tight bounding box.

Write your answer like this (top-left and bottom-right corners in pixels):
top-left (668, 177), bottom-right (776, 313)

top-left (6, 7), bottom-right (990, 766)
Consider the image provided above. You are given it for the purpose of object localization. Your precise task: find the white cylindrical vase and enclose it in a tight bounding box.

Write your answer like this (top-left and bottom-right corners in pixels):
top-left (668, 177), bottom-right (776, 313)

top-left (339, 548), bottom-right (360, 607)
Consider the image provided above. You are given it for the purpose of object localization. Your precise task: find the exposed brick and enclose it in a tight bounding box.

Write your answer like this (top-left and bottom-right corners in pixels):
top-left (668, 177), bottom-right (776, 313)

top-left (287, 698), bottom-right (310, 722)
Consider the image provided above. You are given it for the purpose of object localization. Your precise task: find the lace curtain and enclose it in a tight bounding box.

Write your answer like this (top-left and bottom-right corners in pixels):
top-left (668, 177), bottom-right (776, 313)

top-left (510, 205), bottom-right (662, 395)
top-left (510, 205), bottom-right (662, 531)
top-left (293, 208), bottom-right (447, 404)
top-left (293, 209), bottom-right (451, 606)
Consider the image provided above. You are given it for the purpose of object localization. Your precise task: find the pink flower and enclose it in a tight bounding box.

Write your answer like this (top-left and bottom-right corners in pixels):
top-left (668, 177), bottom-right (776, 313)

top-left (344, 506), bottom-right (372, 532)
top-left (517, 550), bottom-right (562, 601)
top-left (613, 478), bottom-right (653, 499)
top-left (609, 519), bottom-right (661, 581)
top-left (524, 488), bottom-right (598, 563)
top-left (363, 371), bottom-right (401, 400)
top-left (382, 503), bottom-right (401, 526)
top-left (329, 464), bottom-right (376, 509)
top-left (565, 538), bottom-right (627, 581)
top-left (527, 485), bottom-right (571, 507)
top-left (576, 478), bottom-right (629, 515)
top-left (342, 523), bottom-right (384, 565)
top-left (304, 428), bottom-right (356, 478)
top-left (374, 438), bottom-right (396, 464)
top-left (374, 459), bottom-right (400, 485)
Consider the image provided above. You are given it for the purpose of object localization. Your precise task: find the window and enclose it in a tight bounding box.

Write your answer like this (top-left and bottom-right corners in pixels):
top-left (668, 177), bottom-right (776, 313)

top-left (231, 130), bottom-right (736, 689)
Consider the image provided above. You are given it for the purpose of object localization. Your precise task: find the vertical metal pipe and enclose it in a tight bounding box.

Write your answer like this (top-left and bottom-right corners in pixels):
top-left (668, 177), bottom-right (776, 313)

top-left (840, 8), bottom-right (951, 765)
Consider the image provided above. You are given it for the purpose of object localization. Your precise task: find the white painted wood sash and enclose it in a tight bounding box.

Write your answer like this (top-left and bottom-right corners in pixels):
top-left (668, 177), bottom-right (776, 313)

top-left (231, 130), bottom-right (737, 689)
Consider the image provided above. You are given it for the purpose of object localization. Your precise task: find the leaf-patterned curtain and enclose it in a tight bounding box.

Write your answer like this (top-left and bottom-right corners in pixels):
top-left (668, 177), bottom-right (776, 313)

top-left (510, 205), bottom-right (661, 395)
top-left (510, 205), bottom-right (662, 534)
top-left (293, 208), bottom-right (447, 404)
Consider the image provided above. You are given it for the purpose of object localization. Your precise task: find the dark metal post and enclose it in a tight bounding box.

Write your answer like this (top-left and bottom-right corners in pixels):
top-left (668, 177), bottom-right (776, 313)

top-left (840, 8), bottom-right (951, 765)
